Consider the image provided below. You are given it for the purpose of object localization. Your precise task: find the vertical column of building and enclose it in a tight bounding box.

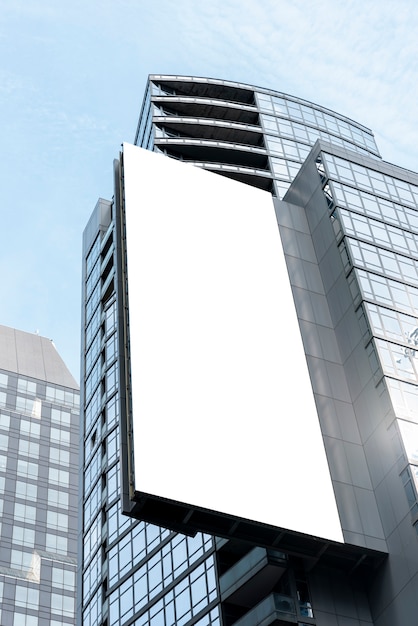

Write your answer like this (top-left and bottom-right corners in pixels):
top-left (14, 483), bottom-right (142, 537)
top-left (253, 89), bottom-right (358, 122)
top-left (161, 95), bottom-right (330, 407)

top-left (0, 327), bottom-right (79, 626)
top-left (80, 197), bottom-right (222, 626)
top-left (310, 148), bottom-right (418, 621)
top-left (319, 151), bottom-right (418, 525)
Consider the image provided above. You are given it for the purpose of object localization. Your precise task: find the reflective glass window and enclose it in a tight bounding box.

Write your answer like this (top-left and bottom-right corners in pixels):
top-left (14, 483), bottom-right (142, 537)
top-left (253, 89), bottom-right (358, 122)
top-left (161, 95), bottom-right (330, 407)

top-left (46, 533), bottom-right (68, 555)
top-left (17, 379), bottom-right (37, 395)
top-left (20, 420), bottom-right (40, 439)
top-left (48, 489), bottom-right (69, 509)
top-left (50, 408), bottom-right (71, 427)
top-left (12, 526), bottom-right (35, 547)
top-left (18, 440), bottom-right (39, 458)
top-left (16, 481), bottom-right (38, 502)
top-left (48, 468), bottom-right (69, 487)
top-left (17, 460), bottom-right (38, 480)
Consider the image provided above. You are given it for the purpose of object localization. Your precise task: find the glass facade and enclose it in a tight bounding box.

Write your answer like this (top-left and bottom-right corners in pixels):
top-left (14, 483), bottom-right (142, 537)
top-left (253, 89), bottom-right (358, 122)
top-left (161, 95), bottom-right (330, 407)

top-left (319, 149), bottom-right (418, 523)
top-left (80, 200), bottom-right (220, 626)
top-left (134, 75), bottom-right (380, 199)
top-left (82, 76), bottom-right (418, 626)
top-left (0, 331), bottom-right (79, 626)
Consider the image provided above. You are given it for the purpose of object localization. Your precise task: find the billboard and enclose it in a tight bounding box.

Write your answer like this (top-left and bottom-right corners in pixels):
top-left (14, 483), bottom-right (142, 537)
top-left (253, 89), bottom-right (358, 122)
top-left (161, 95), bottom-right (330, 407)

top-left (120, 143), bottom-right (343, 543)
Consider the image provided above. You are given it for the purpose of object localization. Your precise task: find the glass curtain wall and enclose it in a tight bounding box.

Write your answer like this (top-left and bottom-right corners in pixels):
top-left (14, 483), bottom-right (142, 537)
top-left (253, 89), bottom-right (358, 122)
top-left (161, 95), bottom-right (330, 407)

top-left (319, 151), bottom-right (418, 526)
top-left (0, 368), bottom-right (79, 626)
top-left (80, 200), bottom-right (221, 626)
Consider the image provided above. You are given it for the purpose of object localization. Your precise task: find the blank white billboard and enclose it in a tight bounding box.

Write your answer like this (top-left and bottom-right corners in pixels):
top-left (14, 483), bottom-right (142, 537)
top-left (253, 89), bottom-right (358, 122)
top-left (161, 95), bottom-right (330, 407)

top-left (123, 142), bottom-right (343, 542)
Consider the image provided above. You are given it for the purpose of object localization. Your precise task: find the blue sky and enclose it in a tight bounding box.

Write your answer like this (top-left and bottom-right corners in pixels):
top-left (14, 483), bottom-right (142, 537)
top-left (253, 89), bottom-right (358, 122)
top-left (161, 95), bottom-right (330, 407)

top-left (1, 0), bottom-right (417, 379)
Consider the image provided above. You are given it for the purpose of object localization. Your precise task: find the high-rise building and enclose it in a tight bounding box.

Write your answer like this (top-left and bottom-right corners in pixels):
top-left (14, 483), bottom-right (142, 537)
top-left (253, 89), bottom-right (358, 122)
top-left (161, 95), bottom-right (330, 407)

top-left (0, 325), bottom-right (79, 626)
top-left (80, 75), bottom-right (418, 626)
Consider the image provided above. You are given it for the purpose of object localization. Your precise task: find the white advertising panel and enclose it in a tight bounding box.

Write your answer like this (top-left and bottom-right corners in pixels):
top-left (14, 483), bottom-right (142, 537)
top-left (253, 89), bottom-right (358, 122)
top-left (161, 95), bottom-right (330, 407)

top-left (123, 142), bottom-right (343, 542)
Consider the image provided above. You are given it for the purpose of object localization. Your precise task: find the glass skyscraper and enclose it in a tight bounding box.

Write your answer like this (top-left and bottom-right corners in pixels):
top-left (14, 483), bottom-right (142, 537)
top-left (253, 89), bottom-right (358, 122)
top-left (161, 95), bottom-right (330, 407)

top-left (80, 76), bottom-right (418, 625)
top-left (0, 324), bottom-right (79, 626)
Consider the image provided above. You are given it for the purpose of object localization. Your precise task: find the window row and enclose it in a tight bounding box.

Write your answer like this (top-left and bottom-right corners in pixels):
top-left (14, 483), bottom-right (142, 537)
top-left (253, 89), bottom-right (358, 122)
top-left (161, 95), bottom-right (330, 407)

top-left (338, 207), bottom-right (418, 258)
top-left (375, 337), bottom-right (417, 384)
top-left (13, 504), bottom-right (70, 528)
top-left (86, 235), bottom-right (101, 277)
top-left (347, 238), bottom-right (418, 286)
top-left (324, 154), bottom-right (418, 208)
top-left (262, 114), bottom-right (374, 157)
top-left (398, 419), bottom-right (418, 465)
top-left (331, 181), bottom-right (418, 233)
top-left (270, 157), bottom-right (301, 182)
top-left (5, 482), bottom-right (68, 508)
top-left (109, 555), bottom-right (217, 626)
top-left (45, 386), bottom-right (79, 408)
top-left (109, 525), bottom-right (214, 596)
top-left (83, 545), bottom-right (101, 605)
top-left (87, 421), bottom-right (117, 487)
top-left (354, 268), bottom-right (418, 317)
top-left (84, 477), bottom-right (102, 526)
top-left (257, 92), bottom-right (377, 151)
top-left (387, 378), bottom-right (418, 422)
top-left (365, 302), bottom-right (418, 348)
top-left (265, 135), bottom-right (311, 162)
top-left (86, 257), bottom-right (100, 299)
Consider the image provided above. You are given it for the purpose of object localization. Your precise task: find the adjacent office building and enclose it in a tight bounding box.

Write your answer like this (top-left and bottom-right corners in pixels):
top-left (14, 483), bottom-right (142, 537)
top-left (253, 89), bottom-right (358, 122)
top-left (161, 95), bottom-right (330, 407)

top-left (0, 325), bottom-right (79, 626)
top-left (80, 76), bottom-right (418, 626)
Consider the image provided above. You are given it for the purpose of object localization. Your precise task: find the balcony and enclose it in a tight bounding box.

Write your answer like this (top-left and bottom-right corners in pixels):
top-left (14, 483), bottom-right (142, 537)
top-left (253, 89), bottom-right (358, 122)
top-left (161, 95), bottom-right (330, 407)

top-left (220, 547), bottom-right (287, 607)
top-left (233, 593), bottom-right (298, 626)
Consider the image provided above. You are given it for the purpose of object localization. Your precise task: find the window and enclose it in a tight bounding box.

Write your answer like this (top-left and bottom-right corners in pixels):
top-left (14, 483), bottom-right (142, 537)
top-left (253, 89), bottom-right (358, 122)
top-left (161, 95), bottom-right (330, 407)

top-left (16, 481), bottom-right (38, 502)
top-left (17, 379), bottom-right (37, 395)
top-left (52, 566), bottom-right (76, 591)
top-left (47, 511), bottom-right (68, 532)
top-left (0, 412), bottom-right (10, 430)
top-left (46, 534), bottom-right (68, 555)
top-left (48, 468), bottom-right (69, 487)
top-left (17, 460), bottom-right (38, 480)
top-left (51, 408), bottom-right (71, 427)
top-left (48, 489), bottom-right (69, 509)
top-left (15, 396), bottom-right (41, 418)
top-left (13, 526), bottom-right (35, 547)
top-left (49, 447), bottom-right (70, 466)
top-left (20, 420), bottom-right (40, 439)
top-left (14, 503), bottom-right (36, 523)
top-left (15, 584), bottom-right (39, 610)
top-left (50, 428), bottom-right (70, 446)
top-left (13, 615), bottom-right (38, 626)
top-left (10, 549), bottom-right (34, 571)
top-left (51, 593), bottom-right (75, 618)
top-left (19, 440), bottom-right (40, 459)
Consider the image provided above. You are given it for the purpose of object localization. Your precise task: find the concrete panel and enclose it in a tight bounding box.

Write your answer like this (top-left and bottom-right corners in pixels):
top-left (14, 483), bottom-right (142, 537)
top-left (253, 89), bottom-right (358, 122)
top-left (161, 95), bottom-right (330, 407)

top-left (310, 291), bottom-right (333, 327)
top-left (315, 395), bottom-right (343, 439)
top-left (299, 319), bottom-right (322, 358)
top-left (333, 482), bottom-right (364, 535)
top-left (354, 487), bottom-right (384, 539)
top-left (325, 362), bottom-right (352, 403)
top-left (344, 442), bottom-right (372, 490)
top-left (317, 324), bottom-right (341, 363)
top-left (324, 436), bottom-right (351, 484)
top-left (335, 400), bottom-right (361, 444)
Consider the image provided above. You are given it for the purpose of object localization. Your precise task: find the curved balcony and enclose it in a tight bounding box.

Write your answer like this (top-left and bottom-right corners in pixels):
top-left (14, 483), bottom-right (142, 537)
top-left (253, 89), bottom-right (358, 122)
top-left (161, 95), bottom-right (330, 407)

top-left (153, 115), bottom-right (264, 147)
top-left (154, 137), bottom-right (268, 169)
top-left (150, 74), bottom-right (256, 105)
top-left (152, 95), bottom-right (259, 125)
